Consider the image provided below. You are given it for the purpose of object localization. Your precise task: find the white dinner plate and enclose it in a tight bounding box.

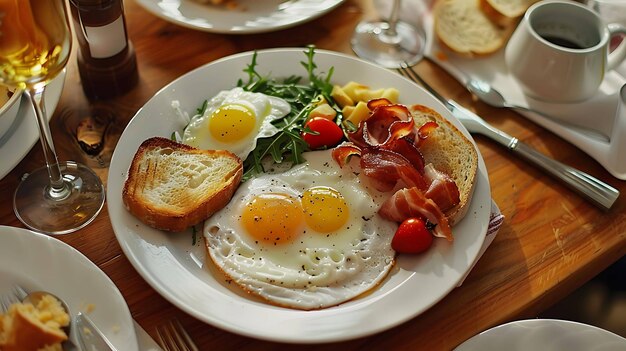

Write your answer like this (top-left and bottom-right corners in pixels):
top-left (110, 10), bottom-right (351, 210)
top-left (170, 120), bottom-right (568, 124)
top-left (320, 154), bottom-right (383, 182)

top-left (0, 70), bottom-right (65, 180)
top-left (136, 0), bottom-right (345, 34)
top-left (107, 48), bottom-right (492, 343)
top-left (455, 319), bottom-right (626, 350)
top-left (0, 225), bottom-right (139, 350)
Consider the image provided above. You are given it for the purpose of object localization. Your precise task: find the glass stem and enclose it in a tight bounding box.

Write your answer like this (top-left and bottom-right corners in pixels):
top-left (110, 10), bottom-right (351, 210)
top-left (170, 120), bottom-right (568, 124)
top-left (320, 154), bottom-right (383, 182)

top-left (26, 87), bottom-right (70, 201)
top-left (386, 0), bottom-right (401, 37)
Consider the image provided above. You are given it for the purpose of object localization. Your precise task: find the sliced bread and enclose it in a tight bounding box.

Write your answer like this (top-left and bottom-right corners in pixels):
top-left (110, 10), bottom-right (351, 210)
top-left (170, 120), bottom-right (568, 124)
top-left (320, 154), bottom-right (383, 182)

top-left (480, 0), bottom-right (540, 26)
top-left (433, 0), bottom-right (513, 56)
top-left (410, 104), bottom-right (478, 225)
top-left (122, 137), bottom-right (243, 232)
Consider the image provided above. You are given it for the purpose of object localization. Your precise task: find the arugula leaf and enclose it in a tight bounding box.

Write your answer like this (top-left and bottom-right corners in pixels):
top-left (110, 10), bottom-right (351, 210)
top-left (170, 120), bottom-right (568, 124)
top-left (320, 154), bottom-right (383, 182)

top-left (196, 99), bottom-right (209, 115)
top-left (238, 45), bottom-right (338, 181)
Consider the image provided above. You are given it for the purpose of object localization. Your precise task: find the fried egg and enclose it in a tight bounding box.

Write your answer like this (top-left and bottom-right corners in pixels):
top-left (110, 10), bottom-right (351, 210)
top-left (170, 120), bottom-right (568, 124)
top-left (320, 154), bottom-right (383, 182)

top-left (204, 150), bottom-right (397, 310)
top-left (182, 87), bottom-right (290, 160)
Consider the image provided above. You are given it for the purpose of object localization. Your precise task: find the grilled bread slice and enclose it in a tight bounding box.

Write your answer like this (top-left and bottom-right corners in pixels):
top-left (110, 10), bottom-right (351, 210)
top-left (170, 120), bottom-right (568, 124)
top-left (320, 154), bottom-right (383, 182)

top-left (433, 0), bottom-right (514, 56)
top-left (122, 137), bottom-right (243, 232)
top-left (410, 104), bottom-right (478, 225)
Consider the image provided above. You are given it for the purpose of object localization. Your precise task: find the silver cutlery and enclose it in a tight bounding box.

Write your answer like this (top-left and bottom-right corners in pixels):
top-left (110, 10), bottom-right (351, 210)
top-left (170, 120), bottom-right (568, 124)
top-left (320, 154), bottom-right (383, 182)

top-left (465, 77), bottom-right (610, 142)
top-left (76, 312), bottom-right (117, 351)
top-left (156, 319), bottom-right (199, 351)
top-left (397, 62), bottom-right (620, 211)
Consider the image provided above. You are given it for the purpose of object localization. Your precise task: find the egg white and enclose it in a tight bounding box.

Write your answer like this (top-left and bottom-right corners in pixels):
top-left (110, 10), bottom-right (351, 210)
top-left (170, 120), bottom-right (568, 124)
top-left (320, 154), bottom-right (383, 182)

top-left (204, 150), bottom-right (397, 310)
top-left (182, 87), bottom-right (290, 160)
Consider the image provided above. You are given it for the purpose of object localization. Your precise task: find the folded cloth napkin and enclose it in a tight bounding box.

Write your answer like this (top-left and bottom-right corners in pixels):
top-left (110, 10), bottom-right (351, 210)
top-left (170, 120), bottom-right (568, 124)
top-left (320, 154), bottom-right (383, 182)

top-left (457, 200), bottom-right (504, 287)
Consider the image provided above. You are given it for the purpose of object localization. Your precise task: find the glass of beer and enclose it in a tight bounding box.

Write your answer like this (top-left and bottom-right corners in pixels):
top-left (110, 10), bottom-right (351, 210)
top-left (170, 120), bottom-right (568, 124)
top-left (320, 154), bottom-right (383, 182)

top-left (0, 0), bottom-right (105, 234)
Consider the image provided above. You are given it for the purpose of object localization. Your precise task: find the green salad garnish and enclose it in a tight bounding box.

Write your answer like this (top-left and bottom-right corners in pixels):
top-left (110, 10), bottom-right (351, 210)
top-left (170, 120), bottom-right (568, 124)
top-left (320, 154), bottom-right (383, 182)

top-left (236, 45), bottom-right (339, 181)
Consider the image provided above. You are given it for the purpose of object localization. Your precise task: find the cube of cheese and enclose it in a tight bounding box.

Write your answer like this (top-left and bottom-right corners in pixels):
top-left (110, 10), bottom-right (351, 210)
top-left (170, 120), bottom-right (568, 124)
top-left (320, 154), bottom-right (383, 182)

top-left (356, 88), bottom-right (385, 102)
top-left (342, 81), bottom-right (369, 102)
top-left (331, 85), bottom-right (354, 108)
top-left (342, 105), bottom-right (356, 120)
top-left (381, 88), bottom-right (400, 103)
top-left (345, 101), bottom-right (371, 126)
top-left (308, 103), bottom-right (337, 120)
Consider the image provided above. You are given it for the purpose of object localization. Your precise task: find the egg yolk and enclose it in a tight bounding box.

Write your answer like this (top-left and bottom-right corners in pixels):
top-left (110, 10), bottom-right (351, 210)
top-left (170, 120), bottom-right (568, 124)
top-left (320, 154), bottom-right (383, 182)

top-left (209, 104), bottom-right (256, 143)
top-left (302, 186), bottom-right (349, 233)
top-left (242, 193), bottom-right (303, 244)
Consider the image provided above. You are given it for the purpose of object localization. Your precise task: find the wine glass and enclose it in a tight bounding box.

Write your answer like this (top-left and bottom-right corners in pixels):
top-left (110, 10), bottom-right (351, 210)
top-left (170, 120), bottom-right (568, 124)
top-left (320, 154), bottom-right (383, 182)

top-left (0, 0), bottom-right (105, 234)
top-left (351, 0), bottom-right (426, 68)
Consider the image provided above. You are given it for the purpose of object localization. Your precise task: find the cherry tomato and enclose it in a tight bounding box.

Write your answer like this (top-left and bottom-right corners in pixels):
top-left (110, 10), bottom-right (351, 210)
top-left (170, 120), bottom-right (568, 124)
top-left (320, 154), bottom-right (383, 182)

top-left (302, 117), bottom-right (344, 150)
top-left (391, 217), bottom-right (433, 254)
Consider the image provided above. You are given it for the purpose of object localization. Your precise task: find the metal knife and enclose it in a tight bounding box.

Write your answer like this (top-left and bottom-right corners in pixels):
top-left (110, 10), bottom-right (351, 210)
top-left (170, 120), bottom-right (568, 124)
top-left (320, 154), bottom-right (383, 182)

top-left (75, 312), bottom-right (117, 351)
top-left (403, 67), bottom-right (620, 210)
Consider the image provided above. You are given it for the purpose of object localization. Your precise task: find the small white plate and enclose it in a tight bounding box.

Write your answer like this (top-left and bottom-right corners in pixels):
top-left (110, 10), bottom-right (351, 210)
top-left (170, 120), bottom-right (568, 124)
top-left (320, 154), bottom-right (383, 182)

top-left (0, 71), bottom-right (66, 180)
top-left (455, 319), bottom-right (626, 350)
top-left (136, 0), bottom-right (345, 34)
top-left (107, 48), bottom-right (491, 343)
top-left (0, 225), bottom-right (139, 350)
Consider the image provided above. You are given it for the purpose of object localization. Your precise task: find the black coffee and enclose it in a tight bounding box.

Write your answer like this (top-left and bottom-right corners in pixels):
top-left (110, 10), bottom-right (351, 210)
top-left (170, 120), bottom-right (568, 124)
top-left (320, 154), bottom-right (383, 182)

top-left (541, 35), bottom-right (585, 49)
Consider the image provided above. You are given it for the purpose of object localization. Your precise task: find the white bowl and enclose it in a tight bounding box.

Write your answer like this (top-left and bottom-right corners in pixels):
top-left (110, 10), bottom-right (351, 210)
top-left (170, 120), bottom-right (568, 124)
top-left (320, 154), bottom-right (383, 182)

top-left (0, 87), bottom-right (23, 142)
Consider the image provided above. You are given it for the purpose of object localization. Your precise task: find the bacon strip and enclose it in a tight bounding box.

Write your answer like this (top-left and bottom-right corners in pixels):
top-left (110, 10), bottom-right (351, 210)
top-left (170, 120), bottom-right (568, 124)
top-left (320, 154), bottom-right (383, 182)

top-left (332, 142), bottom-right (362, 167)
top-left (378, 187), bottom-right (453, 241)
top-left (416, 121), bottom-right (439, 147)
top-left (385, 138), bottom-right (424, 172)
top-left (361, 148), bottom-right (427, 191)
top-left (346, 104), bottom-right (416, 148)
top-left (334, 103), bottom-right (461, 242)
top-left (423, 164), bottom-right (460, 212)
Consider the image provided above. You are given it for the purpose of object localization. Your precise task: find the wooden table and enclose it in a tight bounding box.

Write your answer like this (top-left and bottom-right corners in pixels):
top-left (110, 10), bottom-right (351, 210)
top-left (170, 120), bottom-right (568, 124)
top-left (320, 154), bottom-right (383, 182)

top-left (1, 0), bottom-right (625, 349)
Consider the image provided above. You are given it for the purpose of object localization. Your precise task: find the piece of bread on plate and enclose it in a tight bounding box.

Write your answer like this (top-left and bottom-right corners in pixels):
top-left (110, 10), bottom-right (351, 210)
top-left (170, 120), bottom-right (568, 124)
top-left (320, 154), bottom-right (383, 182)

top-left (433, 0), bottom-right (514, 56)
top-left (0, 294), bottom-right (69, 351)
top-left (410, 104), bottom-right (478, 225)
top-left (122, 137), bottom-right (243, 232)
top-left (479, 0), bottom-right (540, 26)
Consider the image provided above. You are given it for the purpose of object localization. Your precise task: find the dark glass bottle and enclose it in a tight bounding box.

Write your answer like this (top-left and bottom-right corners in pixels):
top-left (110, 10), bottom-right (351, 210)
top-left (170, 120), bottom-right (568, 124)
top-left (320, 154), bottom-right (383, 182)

top-left (69, 0), bottom-right (138, 99)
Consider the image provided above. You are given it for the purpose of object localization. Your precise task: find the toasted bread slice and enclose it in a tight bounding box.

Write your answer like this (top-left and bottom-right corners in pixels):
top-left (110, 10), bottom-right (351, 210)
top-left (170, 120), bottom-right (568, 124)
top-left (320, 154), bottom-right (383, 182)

top-left (122, 137), bottom-right (243, 232)
top-left (480, 0), bottom-right (539, 26)
top-left (410, 104), bottom-right (478, 225)
top-left (434, 0), bottom-right (513, 56)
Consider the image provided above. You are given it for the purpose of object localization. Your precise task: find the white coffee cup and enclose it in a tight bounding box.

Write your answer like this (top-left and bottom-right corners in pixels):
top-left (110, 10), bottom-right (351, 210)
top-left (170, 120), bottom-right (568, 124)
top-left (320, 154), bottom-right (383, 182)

top-left (505, 0), bottom-right (626, 103)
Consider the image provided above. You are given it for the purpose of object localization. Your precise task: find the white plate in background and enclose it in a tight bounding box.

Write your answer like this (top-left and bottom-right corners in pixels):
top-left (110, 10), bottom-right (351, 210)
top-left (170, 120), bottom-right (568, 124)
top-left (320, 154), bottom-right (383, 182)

top-left (106, 48), bottom-right (491, 343)
top-left (0, 225), bottom-right (139, 351)
top-left (0, 71), bottom-right (66, 180)
top-left (455, 319), bottom-right (626, 350)
top-left (136, 0), bottom-right (345, 34)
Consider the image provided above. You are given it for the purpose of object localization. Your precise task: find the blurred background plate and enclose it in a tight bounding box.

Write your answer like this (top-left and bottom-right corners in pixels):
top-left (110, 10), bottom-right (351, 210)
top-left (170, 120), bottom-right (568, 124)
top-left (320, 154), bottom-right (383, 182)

top-left (455, 319), bottom-right (626, 350)
top-left (135, 0), bottom-right (345, 34)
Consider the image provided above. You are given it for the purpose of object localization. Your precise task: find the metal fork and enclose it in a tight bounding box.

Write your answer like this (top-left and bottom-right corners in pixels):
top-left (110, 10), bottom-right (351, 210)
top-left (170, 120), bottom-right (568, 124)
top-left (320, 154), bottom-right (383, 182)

top-left (155, 319), bottom-right (199, 351)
